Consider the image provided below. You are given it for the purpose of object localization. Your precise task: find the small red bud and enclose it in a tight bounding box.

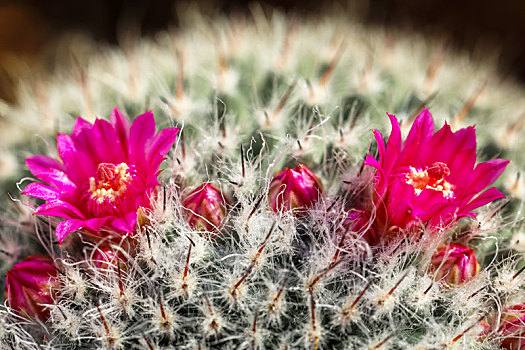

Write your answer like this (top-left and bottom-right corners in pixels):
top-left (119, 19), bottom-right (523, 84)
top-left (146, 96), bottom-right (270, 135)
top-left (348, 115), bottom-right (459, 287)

top-left (431, 244), bottom-right (480, 285)
top-left (498, 304), bottom-right (525, 349)
top-left (182, 183), bottom-right (228, 234)
top-left (5, 255), bottom-right (59, 321)
top-left (268, 164), bottom-right (323, 214)
top-left (92, 246), bottom-right (127, 270)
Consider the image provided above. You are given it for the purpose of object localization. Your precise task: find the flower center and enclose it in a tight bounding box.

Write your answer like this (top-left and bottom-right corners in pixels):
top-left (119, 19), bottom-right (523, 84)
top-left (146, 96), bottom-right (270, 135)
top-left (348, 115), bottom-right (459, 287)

top-left (404, 162), bottom-right (455, 199)
top-left (89, 163), bottom-right (133, 204)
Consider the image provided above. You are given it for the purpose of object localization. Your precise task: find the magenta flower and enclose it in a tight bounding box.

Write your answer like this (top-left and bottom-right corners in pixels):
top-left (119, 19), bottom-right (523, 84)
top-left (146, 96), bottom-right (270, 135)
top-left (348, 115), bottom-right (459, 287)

top-left (364, 108), bottom-right (509, 244)
top-left (182, 183), bottom-right (228, 234)
top-left (5, 255), bottom-right (59, 321)
top-left (498, 304), bottom-right (525, 349)
top-left (268, 164), bottom-right (323, 214)
top-left (23, 107), bottom-right (179, 243)
top-left (430, 243), bottom-right (480, 285)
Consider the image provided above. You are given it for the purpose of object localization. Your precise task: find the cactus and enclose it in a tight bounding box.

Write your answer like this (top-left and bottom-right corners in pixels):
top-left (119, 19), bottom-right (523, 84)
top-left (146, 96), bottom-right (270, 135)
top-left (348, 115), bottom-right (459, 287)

top-left (1, 4), bottom-right (525, 350)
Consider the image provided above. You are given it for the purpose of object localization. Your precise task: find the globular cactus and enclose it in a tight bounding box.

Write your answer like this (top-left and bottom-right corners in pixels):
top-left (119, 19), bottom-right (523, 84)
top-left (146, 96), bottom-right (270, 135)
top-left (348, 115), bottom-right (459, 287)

top-left (1, 4), bottom-right (525, 350)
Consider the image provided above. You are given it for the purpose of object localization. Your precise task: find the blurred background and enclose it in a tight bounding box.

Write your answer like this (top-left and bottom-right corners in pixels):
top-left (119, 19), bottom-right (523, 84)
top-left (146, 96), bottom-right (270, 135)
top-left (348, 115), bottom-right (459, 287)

top-left (1, 0), bottom-right (525, 103)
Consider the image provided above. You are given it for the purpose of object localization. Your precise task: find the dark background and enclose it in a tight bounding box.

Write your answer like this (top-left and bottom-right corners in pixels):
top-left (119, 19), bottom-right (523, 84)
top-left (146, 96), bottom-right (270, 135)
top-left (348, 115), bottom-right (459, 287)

top-left (1, 0), bottom-right (524, 102)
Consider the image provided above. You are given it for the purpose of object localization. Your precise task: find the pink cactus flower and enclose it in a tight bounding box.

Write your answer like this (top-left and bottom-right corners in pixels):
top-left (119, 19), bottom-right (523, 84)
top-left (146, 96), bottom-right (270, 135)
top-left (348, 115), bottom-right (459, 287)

top-left (498, 304), bottom-right (525, 349)
top-left (268, 164), bottom-right (323, 214)
top-left (182, 183), bottom-right (228, 234)
top-left (5, 255), bottom-right (59, 321)
top-left (364, 108), bottom-right (509, 244)
top-left (23, 107), bottom-right (179, 243)
top-left (430, 243), bottom-right (480, 285)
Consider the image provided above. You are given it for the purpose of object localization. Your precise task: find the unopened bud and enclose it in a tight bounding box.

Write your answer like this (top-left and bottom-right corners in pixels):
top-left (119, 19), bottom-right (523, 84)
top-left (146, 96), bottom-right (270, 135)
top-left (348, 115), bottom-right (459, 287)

top-left (268, 164), bottom-right (323, 214)
top-left (498, 304), bottom-right (525, 349)
top-left (430, 244), bottom-right (480, 285)
top-left (182, 183), bottom-right (228, 234)
top-left (5, 255), bottom-right (59, 321)
top-left (92, 246), bottom-right (127, 270)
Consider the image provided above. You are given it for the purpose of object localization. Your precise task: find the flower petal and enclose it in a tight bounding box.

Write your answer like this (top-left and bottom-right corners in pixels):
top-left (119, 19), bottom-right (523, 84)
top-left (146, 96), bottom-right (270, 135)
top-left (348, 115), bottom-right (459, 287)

top-left (110, 107), bottom-right (131, 150)
top-left (383, 113), bottom-right (402, 174)
top-left (72, 118), bottom-right (93, 137)
top-left (26, 155), bottom-right (75, 191)
top-left (129, 111), bottom-right (156, 166)
top-left (148, 127), bottom-right (180, 167)
top-left (364, 154), bottom-right (382, 170)
top-left (57, 133), bottom-right (95, 183)
top-left (469, 159), bottom-right (510, 194)
top-left (109, 211), bottom-right (138, 233)
top-left (424, 125), bottom-right (476, 167)
top-left (72, 118), bottom-right (128, 165)
top-left (364, 155), bottom-right (387, 194)
top-left (403, 108), bottom-right (434, 156)
top-left (415, 122), bottom-right (454, 164)
top-left (446, 148), bottom-right (476, 189)
top-left (23, 183), bottom-right (60, 201)
top-left (372, 129), bottom-right (386, 167)
top-left (26, 155), bottom-right (63, 173)
top-left (462, 187), bottom-right (505, 214)
top-left (83, 217), bottom-right (111, 232)
top-left (383, 180), bottom-right (417, 225)
top-left (56, 219), bottom-right (86, 243)
top-left (34, 200), bottom-right (86, 219)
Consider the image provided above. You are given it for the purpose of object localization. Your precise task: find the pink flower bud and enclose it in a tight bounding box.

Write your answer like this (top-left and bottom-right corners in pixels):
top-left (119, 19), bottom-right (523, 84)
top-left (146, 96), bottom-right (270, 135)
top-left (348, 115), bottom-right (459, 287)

top-left (182, 183), bottom-right (228, 234)
top-left (268, 164), bottom-right (323, 213)
top-left (430, 244), bottom-right (480, 285)
top-left (4, 255), bottom-right (59, 321)
top-left (92, 246), bottom-right (127, 270)
top-left (498, 304), bottom-right (525, 349)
